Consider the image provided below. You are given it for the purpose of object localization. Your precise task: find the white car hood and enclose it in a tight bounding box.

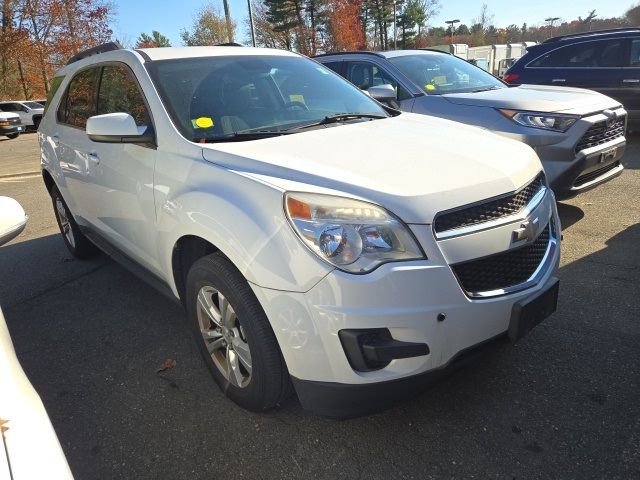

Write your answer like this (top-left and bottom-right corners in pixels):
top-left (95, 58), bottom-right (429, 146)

top-left (0, 112), bottom-right (20, 120)
top-left (443, 84), bottom-right (621, 116)
top-left (201, 113), bottom-right (541, 224)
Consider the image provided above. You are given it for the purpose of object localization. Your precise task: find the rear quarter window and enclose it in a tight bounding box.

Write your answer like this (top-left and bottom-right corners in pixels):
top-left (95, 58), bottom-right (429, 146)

top-left (44, 76), bottom-right (65, 114)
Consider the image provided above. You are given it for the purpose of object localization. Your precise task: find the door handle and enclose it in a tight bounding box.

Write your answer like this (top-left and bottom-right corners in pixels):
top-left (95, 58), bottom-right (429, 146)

top-left (622, 79), bottom-right (640, 83)
top-left (51, 134), bottom-right (60, 145)
top-left (552, 79), bottom-right (566, 83)
top-left (87, 151), bottom-right (100, 164)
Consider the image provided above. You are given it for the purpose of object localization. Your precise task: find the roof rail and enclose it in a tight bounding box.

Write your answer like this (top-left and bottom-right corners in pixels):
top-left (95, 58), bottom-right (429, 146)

top-left (66, 41), bottom-right (123, 65)
top-left (418, 48), bottom-right (451, 55)
top-left (313, 51), bottom-right (385, 59)
top-left (543, 27), bottom-right (640, 44)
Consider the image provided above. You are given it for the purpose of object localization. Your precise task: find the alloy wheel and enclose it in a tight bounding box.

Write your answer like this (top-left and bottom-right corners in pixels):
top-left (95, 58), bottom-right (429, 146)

top-left (55, 197), bottom-right (75, 248)
top-left (196, 286), bottom-right (252, 388)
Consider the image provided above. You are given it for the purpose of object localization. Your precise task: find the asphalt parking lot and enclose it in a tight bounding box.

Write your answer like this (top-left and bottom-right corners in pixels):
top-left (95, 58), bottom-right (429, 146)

top-left (0, 132), bottom-right (639, 479)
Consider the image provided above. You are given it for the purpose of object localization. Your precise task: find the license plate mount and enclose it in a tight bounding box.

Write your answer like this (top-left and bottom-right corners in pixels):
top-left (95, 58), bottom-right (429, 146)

top-left (508, 278), bottom-right (559, 342)
top-left (600, 147), bottom-right (617, 164)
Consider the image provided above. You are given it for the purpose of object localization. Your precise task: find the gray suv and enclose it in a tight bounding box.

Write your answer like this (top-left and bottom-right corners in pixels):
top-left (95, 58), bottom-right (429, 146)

top-left (316, 50), bottom-right (627, 199)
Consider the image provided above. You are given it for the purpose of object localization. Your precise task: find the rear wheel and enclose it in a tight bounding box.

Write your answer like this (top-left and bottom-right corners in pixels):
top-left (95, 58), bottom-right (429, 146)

top-left (186, 252), bottom-right (292, 411)
top-left (6, 133), bottom-right (19, 139)
top-left (50, 186), bottom-right (100, 259)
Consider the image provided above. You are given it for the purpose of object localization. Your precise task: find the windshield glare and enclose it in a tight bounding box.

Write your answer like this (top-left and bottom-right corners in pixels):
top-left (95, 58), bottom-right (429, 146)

top-left (146, 55), bottom-right (388, 142)
top-left (388, 54), bottom-right (504, 94)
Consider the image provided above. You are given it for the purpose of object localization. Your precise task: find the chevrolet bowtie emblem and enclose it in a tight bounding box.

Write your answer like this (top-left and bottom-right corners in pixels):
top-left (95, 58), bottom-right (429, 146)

top-left (512, 218), bottom-right (539, 245)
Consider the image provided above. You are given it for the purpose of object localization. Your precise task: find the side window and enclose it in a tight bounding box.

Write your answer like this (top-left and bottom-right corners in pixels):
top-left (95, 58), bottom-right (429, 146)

top-left (629, 39), bottom-right (640, 67)
top-left (345, 61), bottom-right (410, 100)
top-left (322, 61), bottom-right (343, 75)
top-left (59, 67), bottom-right (99, 127)
top-left (97, 65), bottom-right (150, 126)
top-left (530, 39), bottom-right (625, 68)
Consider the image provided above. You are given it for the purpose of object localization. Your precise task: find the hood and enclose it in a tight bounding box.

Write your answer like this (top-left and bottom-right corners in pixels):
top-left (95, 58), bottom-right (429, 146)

top-left (443, 84), bottom-right (621, 115)
top-left (201, 113), bottom-right (541, 224)
top-left (0, 112), bottom-right (20, 120)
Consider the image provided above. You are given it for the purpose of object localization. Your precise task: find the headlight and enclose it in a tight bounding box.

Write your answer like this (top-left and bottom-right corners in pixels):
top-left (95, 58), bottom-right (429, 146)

top-left (284, 192), bottom-right (425, 273)
top-left (499, 109), bottom-right (579, 132)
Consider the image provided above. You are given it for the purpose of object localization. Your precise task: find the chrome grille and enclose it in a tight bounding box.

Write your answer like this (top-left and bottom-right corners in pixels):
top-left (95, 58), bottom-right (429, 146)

top-left (575, 117), bottom-right (625, 153)
top-left (451, 223), bottom-right (551, 295)
top-left (434, 173), bottom-right (545, 234)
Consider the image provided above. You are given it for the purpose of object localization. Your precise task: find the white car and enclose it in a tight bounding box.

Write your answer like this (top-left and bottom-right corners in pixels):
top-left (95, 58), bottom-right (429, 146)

top-left (0, 197), bottom-right (73, 479)
top-left (0, 100), bottom-right (45, 130)
top-left (0, 111), bottom-right (24, 139)
top-left (38, 43), bottom-right (561, 416)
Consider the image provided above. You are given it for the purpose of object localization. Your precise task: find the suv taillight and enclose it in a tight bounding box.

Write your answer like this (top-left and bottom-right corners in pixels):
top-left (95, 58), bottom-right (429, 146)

top-left (503, 72), bottom-right (520, 84)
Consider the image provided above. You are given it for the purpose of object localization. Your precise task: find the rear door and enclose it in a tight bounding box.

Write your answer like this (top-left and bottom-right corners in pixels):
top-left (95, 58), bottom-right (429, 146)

top-left (53, 66), bottom-right (101, 224)
top-left (620, 38), bottom-right (640, 123)
top-left (525, 39), bottom-right (625, 97)
top-left (86, 63), bottom-right (159, 273)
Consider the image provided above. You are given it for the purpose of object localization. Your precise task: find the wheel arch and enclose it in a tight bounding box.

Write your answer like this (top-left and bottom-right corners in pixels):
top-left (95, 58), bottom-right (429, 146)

top-left (171, 235), bottom-right (221, 305)
top-left (42, 168), bottom-right (55, 193)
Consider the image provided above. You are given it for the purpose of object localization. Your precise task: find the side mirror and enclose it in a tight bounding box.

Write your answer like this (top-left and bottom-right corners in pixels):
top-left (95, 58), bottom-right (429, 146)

top-left (86, 112), bottom-right (154, 145)
top-left (0, 197), bottom-right (28, 246)
top-left (367, 84), bottom-right (397, 103)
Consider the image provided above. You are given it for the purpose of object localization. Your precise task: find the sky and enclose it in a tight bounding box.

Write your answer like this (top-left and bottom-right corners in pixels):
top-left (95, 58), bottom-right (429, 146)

top-left (111, 0), bottom-right (636, 47)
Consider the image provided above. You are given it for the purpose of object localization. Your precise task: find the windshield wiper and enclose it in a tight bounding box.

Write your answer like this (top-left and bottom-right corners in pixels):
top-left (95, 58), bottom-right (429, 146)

top-left (202, 130), bottom-right (294, 143)
top-left (469, 86), bottom-right (501, 93)
top-left (282, 113), bottom-right (388, 132)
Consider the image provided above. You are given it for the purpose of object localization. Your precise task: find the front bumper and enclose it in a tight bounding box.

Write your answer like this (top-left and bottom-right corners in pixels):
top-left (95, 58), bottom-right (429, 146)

top-left (0, 124), bottom-right (24, 135)
top-left (251, 194), bottom-right (561, 415)
top-left (532, 108), bottom-right (627, 198)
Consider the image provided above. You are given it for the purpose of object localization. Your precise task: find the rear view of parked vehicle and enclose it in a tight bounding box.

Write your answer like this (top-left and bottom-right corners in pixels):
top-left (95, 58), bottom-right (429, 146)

top-left (504, 28), bottom-right (640, 130)
top-left (317, 49), bottom-right (627, 199)
top-left (0, 111), bottom-right (24, 139)
top-left (39, 43), bottom-right (561, 417)
top-left (0, 100), bottom-right (45, 130)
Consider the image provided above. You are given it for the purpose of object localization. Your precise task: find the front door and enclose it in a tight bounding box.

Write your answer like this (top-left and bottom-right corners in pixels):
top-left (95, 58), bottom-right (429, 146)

top-left (85, 63), bottom-right (159, 274)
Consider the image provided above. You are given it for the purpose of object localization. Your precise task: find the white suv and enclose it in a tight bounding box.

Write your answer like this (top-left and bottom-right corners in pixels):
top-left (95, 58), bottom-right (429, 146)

top-left (39, 43), bottom-right (561, 416)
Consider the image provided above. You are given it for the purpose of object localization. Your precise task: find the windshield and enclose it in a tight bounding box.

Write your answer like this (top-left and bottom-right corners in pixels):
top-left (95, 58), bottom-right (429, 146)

top-left (388, 54), bottom-right (504, 95)
top-left (23, 101), bottom-right (43, 109)
top-left (146, 55), bottom-right (388, 142)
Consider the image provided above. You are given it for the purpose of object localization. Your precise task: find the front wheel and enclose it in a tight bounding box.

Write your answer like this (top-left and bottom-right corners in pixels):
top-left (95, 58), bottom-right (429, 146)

top-left (186, 253), bottom-right (292, 411)
top-left (50, 186), bottom-right (100, 259)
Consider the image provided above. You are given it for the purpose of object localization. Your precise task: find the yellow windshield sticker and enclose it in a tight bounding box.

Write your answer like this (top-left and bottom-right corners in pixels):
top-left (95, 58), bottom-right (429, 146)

top-left (425, 84), bottom-right (436, 91)
top-left (433, 76), bottom-right (446, 85)
top-left (192, 117), bottom-right (214, 129)
top-left (289, 94), bottom-right (306, 105)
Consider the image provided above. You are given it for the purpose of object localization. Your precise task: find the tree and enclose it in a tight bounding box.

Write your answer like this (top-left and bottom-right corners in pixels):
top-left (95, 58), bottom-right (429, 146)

top-left (456, 23), bottom-right (469, 35)
top-left (579, 9), bottom-right (597, 30)
top-left (626, 4), bottom-right (640, 25)
top-left (325, 0), bottom-right (365, 51)
top-left (135, 30), bottom-right (171, 48)
top-left (0, 0), bottom-right (111, 98)
top-left (247, 1), bottom-right (292, 49)
top-left (180, 3), bottom-right (236, 46)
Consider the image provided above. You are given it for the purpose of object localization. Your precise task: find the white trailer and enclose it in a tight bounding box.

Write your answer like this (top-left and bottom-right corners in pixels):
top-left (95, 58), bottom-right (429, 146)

top-left (430, 44), bottom-right (468, 59)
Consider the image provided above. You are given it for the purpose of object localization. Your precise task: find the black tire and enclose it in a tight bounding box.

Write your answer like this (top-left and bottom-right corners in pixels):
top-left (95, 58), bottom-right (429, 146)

top-left (6, 133), bottom-right (19, 139)
top-left (32, 116), bottom-right (41, 131)
top-left (50, 186), bottom-right (100, 259)
top-left (186, 252), bottom-right (292, 411)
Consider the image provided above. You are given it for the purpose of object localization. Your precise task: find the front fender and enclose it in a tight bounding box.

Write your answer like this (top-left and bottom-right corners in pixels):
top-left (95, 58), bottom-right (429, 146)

top-left (155, 157), bottom-right (332, 295)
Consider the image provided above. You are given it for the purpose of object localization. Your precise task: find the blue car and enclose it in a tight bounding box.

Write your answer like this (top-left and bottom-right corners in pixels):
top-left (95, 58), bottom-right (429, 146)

top-left (504, 28), bottom-right (640, 129)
